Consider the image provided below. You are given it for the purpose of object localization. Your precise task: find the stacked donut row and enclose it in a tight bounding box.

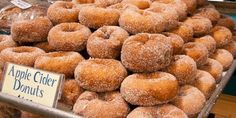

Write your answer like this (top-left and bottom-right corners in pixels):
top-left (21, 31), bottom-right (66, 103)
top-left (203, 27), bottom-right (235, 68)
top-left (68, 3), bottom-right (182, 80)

top-left (0, 0), bottom-right (235, 117)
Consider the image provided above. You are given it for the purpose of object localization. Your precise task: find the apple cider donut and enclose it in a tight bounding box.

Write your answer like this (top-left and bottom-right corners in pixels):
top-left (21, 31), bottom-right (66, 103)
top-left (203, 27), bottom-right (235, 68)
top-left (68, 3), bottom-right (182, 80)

top-left (194, 7), bottom-right (220, 25)
top-left (0, 35), bottom-right (17, 51)
top-left (48, 23), bottom-right (91, 51)
top-left (119, 8), bottom-right (166, 34)
top-left (79, 6), bottom-right (120, 29)
top-left (217, 14), bottom-right (235, 30)
top-left (34, 42), bottom-right (55, 53)
top-left (75, 59), bottom-right (127, 92)
top-left (35, 51), bottom-right (84, 78)
top-left (194, 35), bottom-right (216, 54)
top-left (172, 85), bottom-right (206, 118)
top-left (210, 49), bottom-right (233, 71)
top-left (210, 26), bottom-right (232, 48)
top-left (222, 41), bottom-right (236, 57)
top-left (73, 91), bottom-right (130, 118)
top-left (127, 104), bottom-right (188, 118)
top-left (120, 72), bottom-right (178, 106)
top-left (47, 1), bottom-right (80, 25)
top-left (170, 23), bottom-right (194, 43)
top-left (121, 33), bottom-right (173, 72)
top-left (162, 32), bottom-right (184, 54)
top-left (121, 0), bottom-right (152, 9)
top-left (87, 26), bottom-right (129, 59)
top-left (11, 17), bottom-right (53, 43)
top-left (165, 55), bottom-right (197, 85)
top-left (182, 42), bottom-right (209, 67)
top-left (0, 46), bottom-right (45, 67)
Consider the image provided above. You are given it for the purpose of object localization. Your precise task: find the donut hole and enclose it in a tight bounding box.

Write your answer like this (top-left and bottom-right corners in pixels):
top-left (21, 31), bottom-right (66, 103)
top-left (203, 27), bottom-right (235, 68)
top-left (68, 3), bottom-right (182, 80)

top-left (12, 47), bottom-right (34, 53)
top-left (62, 26), bottom-right (78, 32)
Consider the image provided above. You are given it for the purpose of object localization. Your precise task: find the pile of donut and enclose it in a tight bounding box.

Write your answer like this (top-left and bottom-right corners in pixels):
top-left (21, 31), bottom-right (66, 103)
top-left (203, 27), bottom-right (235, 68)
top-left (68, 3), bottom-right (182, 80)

top-left (0, 0), bottom-right (236, 117)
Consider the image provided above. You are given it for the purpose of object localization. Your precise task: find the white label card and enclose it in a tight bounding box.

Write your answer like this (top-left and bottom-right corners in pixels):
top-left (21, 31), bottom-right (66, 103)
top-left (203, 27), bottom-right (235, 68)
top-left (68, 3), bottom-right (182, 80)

top-left (10, 0), bottom-right (32, 9)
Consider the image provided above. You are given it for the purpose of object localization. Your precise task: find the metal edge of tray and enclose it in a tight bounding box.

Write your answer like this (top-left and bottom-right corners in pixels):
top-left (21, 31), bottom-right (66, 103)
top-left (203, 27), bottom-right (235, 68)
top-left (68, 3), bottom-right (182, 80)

top-left (209, 1), bottom-right (236, 14)
top-left (0, 92), bottom-right (82, 118)
top-left (197, 60), bottom-right (236, 118)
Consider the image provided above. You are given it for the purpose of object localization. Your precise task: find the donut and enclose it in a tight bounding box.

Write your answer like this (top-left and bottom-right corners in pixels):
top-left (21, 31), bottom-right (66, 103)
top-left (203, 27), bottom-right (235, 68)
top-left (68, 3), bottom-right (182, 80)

top-left (194, 7), bottom-right (220, 25)
top-left (95, 0), bottom-right (123, 7)
top-left (162, 32), bottom-right (184, 54)
top-left (73, 91), bottom-right (130, 118)
top-left (217, 14), bottom-right (235, 30)
top-left (182, 42), bottom-right (209, 67)
top-left (222, 41), bottom-right (236, 57)
top-left (60, 79), bottom-right (84, 106)
top-left (210, 49), bottom-right (233, 71)
top-left (87, 26), bottom-right (129, 59)
top-left (1, 46), bottom-right (45, 67)
top-left (21, 111), bottom-right (44, 118)
top-left (184, 16), bottom-right (212, 37)
top-left (119, 8), bottom-right (166, 34)
top-left (199, 58), bottom-right (223, 83)
top-left (48, 23), bottom-right (91, 51)
top-left (120, 72), bottom-right (178, 106)
top-left (34, 42), bottom-right (55, 53)
top-left (165, 55), bottom-right (197, 85)
top-left (194, 35), bottom-right (216, 54)
top-left (75, 59), bottom-right (127, 92)
top-left (35, 51), bottom-right (84, 78)
top-left (0, 102), bottom-right (21, 118)
top-left (148, 3), bottom-right (179, 31)
top-left (79, 6), bottom-right (120, 29)
top-left (172, 85), bottom-right (206, 117)
top-left (47, 1), bottom-right (80, 25)
top-left (127, 104), bottom-right (187, 118)
top-left (11, 17), bottom-right (53, 43)
top-left (121, 0), bottom-right (152, 9)
top-left (181, 0), bottom-right (197, 14)
top-left (210, 26), bottom-right (232, 48)
top-left (152, 0), bottom-right (187, 21)
top-left (196, 0), bottom-right (207, 7)
top-left (0, 35), bottom-right (17, 51)
top-left (170, 23), bottom-right (194, 43)
top-left (72, 0), bottom-right (94, 4)
top-left (121, 33), bottom-right (173, 72)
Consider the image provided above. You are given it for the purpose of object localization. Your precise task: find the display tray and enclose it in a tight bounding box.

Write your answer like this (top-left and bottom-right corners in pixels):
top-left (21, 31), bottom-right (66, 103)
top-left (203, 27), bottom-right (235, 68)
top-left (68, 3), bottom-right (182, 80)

top-left (0, 61), bottom-right (236, 118)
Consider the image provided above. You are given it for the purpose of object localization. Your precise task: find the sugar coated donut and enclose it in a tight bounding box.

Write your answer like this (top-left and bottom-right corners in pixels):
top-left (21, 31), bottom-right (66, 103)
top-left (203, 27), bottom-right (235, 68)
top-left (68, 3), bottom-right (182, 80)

top-left (193, 70), bottom-right (216, 99)
top-left (75, 59), bottom-right (127, 92)
top-left (73, 91), bottom-right (130, 118)
top-left (195, 7), bottom-right (220, 25)
top-left (60, 79), bottom-right (84, 106)
top-left (95, 0), bottom-right (122, 7)
top-left (79, 6), bottom-right (120, 29)
top-left (87, 26), bottom-right (129, 59)
top-left (35, 51), bottom-right (84, 78)
top-left (222, 41), bottom-right (236, 57)
top-left (0, 35), bottom-right (17, 51)
top-left (217, 14), bottom-right (235, 30)
top-left (48, 23), bottom-right (91, 51)
top-left (172, 85), bottom-right (206, 117)
top-left (181, 0), bottom-right (197, 14)
top-left (1, 46), bottom-right (45, 66)
top-left (121, 33), bottom-right (173, 72)
top-left (120, 72), bottom-right (178, 106)
top-left (182, 42), bottom-right (209, 67)
top-left (162, 32), bottom-right (184, 54)
top-left (194, 35), bottom-right (216, 54)
top-left (21, 111), bottom-right (44, 118)
top-left (11, 17), bottom-right (53, 43)
top-left (121, 0), bottom-right (152, 9)
top-left (211, 26), bottom-right (232, 48)
top-left (165, 55), bottom-right (197, 85)
top-left (34, 42), bottom-right (55, 53)
top-left (210, 49), bottom-right (233, 71)
top-left (184, 16), bottom-right (212, 37)
top-left (170, 23), bottom-right (194, 43)
top-left (127, 104), bottom-right (187, 118)
top-left (199, 58), bottom-right (223, 83)
top-left (47, 1), bottom-right (80, 25)
top-left (148, 3), bottom-right (179, 31)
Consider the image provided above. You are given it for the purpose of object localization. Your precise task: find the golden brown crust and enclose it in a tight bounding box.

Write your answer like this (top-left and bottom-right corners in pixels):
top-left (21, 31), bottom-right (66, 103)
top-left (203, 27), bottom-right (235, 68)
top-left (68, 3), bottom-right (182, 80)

top-left (73, 91), bottom-right (130, 118)
top-left (35, 51), bottom-right (84, 78)
top-left (75, 59), bottom-right (127, 92)
top-left (121, 33), bottom-right (173, 72)
top-left (170, 23), bottom-right (194, 43)
top-left (194, 7), bottom-right (220, 25)
top-left (11, 17), bottom-right (53, 43)
top-left (1, 46), bottom-right (45, 67)
top-left (162, 32), bottom-right (184, 54)
top-left (87, 26), bottom-right (129, 59)
top-left (120, 72), bottom-right (178, 106)
top-left (48, 23), bottom-right (91, 51)
top-left (165, 55), bottom-right (197, 85)
top-left (194, 35), bottom-right (216, 54)
top-left (210, 49), bottom-right (233, 71)
top-left (0, 35), bottom-right (17, 52)
top-left (211, 26), bottom-right (232, 48)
